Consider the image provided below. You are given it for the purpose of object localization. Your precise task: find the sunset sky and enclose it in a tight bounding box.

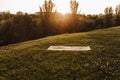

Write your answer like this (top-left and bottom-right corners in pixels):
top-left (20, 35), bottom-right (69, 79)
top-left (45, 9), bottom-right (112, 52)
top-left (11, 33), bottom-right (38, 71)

top-left (0, 0), bottom-right (120, 14)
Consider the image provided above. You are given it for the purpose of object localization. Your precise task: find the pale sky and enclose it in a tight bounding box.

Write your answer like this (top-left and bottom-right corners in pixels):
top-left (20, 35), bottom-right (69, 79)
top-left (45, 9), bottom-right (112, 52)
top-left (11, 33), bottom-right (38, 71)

top-left (0, 0), bottom-right (120, 14)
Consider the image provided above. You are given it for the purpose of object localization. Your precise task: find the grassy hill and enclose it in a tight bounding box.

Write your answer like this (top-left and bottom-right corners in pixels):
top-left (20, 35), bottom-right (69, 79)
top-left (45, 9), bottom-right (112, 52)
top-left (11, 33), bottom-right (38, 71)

top-left (0, 26), bottom-right (120, 80)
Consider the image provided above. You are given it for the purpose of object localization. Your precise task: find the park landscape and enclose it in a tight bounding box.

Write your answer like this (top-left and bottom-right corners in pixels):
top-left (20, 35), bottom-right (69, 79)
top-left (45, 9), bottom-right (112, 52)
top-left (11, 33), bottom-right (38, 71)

top-left (0, 0), bottom-right (120, 80)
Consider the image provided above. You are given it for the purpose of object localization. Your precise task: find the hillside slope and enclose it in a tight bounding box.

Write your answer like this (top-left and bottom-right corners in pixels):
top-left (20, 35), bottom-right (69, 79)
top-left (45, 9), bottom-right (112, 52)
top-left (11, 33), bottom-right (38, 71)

top-left (0, 26), bottom-right (120, 80)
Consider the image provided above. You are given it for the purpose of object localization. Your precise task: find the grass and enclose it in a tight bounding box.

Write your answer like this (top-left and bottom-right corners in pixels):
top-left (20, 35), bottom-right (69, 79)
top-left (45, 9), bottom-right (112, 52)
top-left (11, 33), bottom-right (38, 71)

top-left (0, 26), bottom-right (120, 80)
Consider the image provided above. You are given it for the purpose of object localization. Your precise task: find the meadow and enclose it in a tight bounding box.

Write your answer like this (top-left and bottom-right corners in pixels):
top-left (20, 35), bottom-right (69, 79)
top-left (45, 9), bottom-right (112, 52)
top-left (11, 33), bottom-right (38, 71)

top-left (0, 26), bottom-right (120, 80)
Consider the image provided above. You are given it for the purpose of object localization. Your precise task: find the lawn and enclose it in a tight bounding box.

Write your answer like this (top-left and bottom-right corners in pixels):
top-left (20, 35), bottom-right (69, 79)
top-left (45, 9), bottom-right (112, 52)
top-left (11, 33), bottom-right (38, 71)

top-left (0, 26), bottom-right (120, 80)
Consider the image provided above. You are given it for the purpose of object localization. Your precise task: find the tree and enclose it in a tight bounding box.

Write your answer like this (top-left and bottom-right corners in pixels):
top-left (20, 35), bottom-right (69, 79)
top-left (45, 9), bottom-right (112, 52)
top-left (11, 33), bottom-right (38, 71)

top-left (68, 0), bottom-right (79, 32)
top-left (115, 4), bottom-right (120, 26)
top-left (40, 0), bottom-right (57, 35)
top-left (70, 0), bottom-right (79, 14)
top-left (104, 7), bottom-right (114, 27)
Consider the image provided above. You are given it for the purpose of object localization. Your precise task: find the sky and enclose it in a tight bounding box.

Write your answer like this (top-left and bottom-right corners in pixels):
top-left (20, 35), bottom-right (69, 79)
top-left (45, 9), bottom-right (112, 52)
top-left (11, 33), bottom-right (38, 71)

top-left (0, 0), bottom-right (120, 14)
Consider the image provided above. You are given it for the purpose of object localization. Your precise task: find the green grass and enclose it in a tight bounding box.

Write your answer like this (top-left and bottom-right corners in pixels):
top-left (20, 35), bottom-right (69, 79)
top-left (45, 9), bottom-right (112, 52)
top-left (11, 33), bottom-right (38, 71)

top-left (0, 26), bottom-right (120, 80)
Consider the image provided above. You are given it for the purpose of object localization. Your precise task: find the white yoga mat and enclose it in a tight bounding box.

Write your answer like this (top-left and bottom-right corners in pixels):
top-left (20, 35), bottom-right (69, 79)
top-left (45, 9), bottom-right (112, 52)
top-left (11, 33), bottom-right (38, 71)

top-left (47, 46), bottom-right (91, 51)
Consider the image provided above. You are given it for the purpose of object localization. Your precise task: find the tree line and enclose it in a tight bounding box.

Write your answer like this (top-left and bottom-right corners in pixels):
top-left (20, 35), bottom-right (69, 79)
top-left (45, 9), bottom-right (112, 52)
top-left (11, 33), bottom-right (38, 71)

top-left (0, 0), bottom-right (120, 46)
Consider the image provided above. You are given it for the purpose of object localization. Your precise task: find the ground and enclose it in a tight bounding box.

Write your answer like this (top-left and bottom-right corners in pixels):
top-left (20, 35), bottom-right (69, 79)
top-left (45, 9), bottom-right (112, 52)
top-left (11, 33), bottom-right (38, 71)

top-left (0, 26), bottom-right (120, 80)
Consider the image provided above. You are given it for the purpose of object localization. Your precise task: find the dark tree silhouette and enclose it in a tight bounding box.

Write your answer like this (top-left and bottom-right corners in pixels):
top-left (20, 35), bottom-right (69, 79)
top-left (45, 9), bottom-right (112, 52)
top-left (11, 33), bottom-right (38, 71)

top-left (104, 7), bottom-right (114, 27)
top-left (115, 4), bottom-right (120, 26)
top-left (40, 0), bottom-right (57, 35)
top-left (0, 2), bottom-right (120, 46)
top-left (70, 0), bottom-right (79, 14)
top-left (68, 0), bottom-right (79, 32)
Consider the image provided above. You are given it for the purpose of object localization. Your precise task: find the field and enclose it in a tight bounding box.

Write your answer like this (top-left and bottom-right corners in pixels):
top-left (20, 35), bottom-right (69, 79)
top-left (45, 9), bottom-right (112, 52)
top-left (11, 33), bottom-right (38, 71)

top-left (0, 26), bottom-right (120, 80)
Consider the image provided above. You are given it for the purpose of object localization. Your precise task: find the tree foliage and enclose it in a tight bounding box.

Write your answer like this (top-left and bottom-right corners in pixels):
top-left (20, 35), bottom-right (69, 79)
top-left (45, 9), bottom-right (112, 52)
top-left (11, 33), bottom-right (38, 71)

top-left (40, 0), bottom-right (57, 35)
top-left (0, 3), bottom-right (120, 46)
top-left (70, 0), bottom-right (79, 14)
top-left (115, 4), bottom-right (120, 26)
top-left (104, 7), bottom-right (114, 27)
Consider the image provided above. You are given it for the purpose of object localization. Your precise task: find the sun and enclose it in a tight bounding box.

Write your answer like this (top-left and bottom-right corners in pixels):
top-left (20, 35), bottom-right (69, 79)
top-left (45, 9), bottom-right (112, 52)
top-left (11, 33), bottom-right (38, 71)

top-left (53, 0), bottom-right (70, 14)
top-left (57, 8), bottom-right (69, 15)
